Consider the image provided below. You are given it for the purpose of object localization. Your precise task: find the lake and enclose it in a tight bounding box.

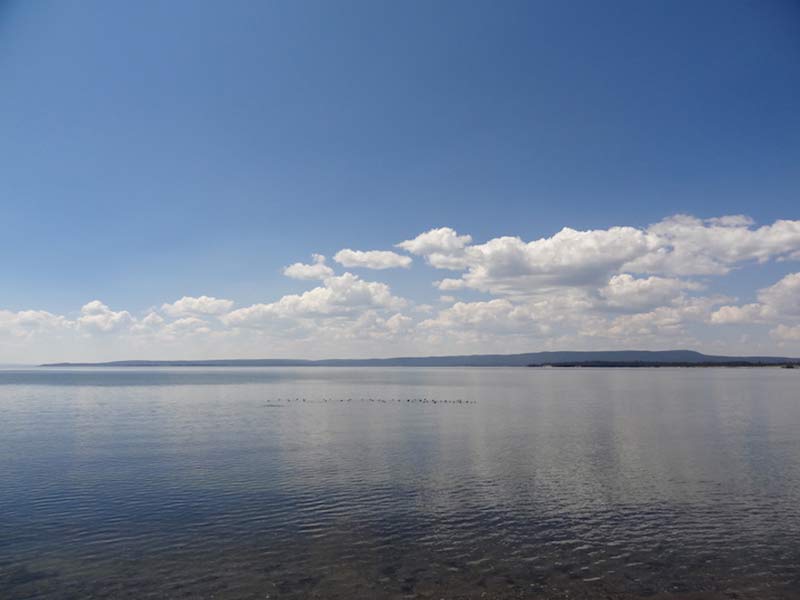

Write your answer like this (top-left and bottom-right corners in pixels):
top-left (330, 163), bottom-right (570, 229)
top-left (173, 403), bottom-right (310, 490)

top-left (1, 367), bottom-right (799, 599)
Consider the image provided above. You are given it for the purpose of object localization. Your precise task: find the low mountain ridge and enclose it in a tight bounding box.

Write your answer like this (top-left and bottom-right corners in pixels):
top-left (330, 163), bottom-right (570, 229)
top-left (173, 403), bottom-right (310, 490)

top-left (42, 350), bottom-right (798, 367)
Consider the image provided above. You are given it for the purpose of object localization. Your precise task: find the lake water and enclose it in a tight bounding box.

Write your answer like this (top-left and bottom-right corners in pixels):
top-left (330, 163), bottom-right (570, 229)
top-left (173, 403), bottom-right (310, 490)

top-left (1, 367), bottom-right (799, 599)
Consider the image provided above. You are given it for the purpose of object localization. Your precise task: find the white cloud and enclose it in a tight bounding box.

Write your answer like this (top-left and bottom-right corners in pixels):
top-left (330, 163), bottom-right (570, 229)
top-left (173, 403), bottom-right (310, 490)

top-left (464, 227), bottom-right (652, 292)
top-left (162, 295), bottom-right (234, 317)
top-left (142, 312), bottom-right (165, 327)
top-left (705, 215), bottom-right (754, 227)
top-left (333, 249), bottom-right (412, 269)
top-left (755, 272), bottom-right (800, 316)
top-left (130, 312), bottom-right (212, 339)
top-left (600, 274), bottom-right (702, 311)
top-left (435, 278), bottom-right (467, 291)
top-left (397, 227), bottom-right (472, 255)
top-left (419, 287), bottom-right (599, 341)
top-left (283, 254), bottom-right (335, 280)
top-left (77, 301), bottom-right (133, 333)
top-left (420, 299), bottom-right (552, 336)
top-left (399, 216), bottom-right (800, 296)
top-left (327, 310), bottom-right (413, 339)
top-left (164, 317), bottom-right (212, 336)
top-left (772, 324), bottom-right (800, 341)
top-left (624, 215), bottom-right (800, 276)
top-left (710, 272), bottom-right (800, 324)
top-left (420, 299), bottom-right (515, 330)
top-left (386, 313), bottom-right (412, 333)
top-left (585, 296), bottom-right (726, 339)
top-left (397, 227), bottom-right (473, 269)
top-left (130, 311), bottom-right (165, 335)
top-left (4, 214), bottom-right (800, 362)
top-left (223, 273), bottom-right (407, 327)
top-left (0, 309), bottom-right (72, 338)
top-left (709, 304), bottom-right (769, 325)
top-left (407, 226), bottom-right (653, 293)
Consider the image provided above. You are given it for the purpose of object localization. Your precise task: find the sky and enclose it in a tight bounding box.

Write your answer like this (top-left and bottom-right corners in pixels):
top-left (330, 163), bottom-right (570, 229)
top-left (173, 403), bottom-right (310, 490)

top-left (1, 0), bottom-right (800, 363)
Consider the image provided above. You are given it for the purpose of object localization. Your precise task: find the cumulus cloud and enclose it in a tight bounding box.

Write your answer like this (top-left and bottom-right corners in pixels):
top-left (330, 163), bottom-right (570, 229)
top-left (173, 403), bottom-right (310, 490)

top-left (161, 295), bottom-right (234, 317)
top-left (467, 228), bottom-right (652, 292)
top-left (321, 310), bottom-right (413, 340)
top-left (585, 296), bottom-right (727, 340)
top-left (710, 272), bottom-right (800, 324)
top-left (130, 312), bottom-right (166, 335)
top-left (709, 304), bottom-right (769, 325)
top-left (4, 214), bottom-right (800, 362)
top-left (333, 249), bottom-right (412, 269)
top-left (404, 225), bottom-right (653, 293)
top-left (420, 299), bottom-right (521, 333)
top-left (435, 278), bottom-right (467, 291)
top-left (141, 312), bottom-right (165, 328)
top-left (755, 272), bottom-right (800, 316)
top-left (624, 215), bottom-right (800, 275)
top-left (78, 301), bottom-right (133, 333)
top-left (163, 317), bottom-right (212, 336)
top-left (705, 215), bottom-right (755, 228)
top-left (283, 254), bottom-right (335, 280)
top-left (399, 216), bottom-right (800, 296)
top-left (0, 309), bottom-right (72, 338)
top-left (223, 273), bottom-right (407, 327)
top-left (419, 286), bottom-right (598, 341)
top-left (772, 324), bottom-right (800, 341)
top-left (128, 311), bottom-right (216, 342)
top-left (600, 274), bottom-right (702, 311)
top-left (397, 227), bottom-right (473, 269)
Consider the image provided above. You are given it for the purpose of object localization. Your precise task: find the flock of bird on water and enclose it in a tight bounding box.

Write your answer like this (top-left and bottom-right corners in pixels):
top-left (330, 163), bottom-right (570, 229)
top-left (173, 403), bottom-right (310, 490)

top-left (269, 397), bottom-right (477, 405)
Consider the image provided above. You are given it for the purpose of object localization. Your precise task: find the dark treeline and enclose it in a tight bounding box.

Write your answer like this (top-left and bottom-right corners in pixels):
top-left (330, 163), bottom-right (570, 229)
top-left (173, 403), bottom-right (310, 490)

top-left (532, 361), bottom-right (800, 368)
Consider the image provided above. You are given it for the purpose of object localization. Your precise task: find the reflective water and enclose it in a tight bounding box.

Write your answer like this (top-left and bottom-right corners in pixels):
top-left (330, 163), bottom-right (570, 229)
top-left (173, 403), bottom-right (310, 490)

top-left (1, 367), bottom-right (799, 599)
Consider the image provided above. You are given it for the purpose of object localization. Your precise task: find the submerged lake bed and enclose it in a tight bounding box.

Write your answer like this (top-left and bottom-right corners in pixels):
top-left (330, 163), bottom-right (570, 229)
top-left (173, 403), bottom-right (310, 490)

top-left (1, 367), bottom-right (799, 599)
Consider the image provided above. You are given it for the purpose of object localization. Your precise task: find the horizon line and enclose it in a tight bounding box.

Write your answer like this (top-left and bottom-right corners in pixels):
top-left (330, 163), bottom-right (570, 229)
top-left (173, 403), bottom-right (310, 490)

top-left (37, 348), bottom-right (800, 368)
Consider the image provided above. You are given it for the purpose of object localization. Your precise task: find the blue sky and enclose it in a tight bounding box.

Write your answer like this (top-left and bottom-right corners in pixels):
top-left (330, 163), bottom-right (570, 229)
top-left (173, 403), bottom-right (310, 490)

top-left (1, 0), bottom-right (799, 361)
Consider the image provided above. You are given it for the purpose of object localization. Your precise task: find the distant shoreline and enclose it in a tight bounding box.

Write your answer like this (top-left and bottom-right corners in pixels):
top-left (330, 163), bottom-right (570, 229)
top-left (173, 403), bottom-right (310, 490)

top-left (40, 350), bottom-right (800, 369)
top-left (531, 361), bottom-right (799, 368)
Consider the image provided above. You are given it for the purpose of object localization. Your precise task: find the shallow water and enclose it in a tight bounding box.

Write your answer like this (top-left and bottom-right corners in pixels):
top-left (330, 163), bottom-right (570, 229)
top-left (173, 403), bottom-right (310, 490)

top-left (1, 367), bottom-right (799, 599)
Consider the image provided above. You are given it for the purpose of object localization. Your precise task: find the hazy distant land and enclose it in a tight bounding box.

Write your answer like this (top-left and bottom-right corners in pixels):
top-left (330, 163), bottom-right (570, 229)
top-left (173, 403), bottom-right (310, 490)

top-left (42, 350), bottom-right (800, 368)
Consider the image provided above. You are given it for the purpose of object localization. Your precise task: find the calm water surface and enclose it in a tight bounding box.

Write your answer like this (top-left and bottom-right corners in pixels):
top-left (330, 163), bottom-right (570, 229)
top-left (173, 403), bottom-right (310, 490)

top-left (1, 367), bottom-right (799, 599)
